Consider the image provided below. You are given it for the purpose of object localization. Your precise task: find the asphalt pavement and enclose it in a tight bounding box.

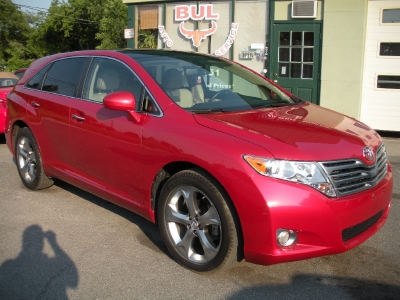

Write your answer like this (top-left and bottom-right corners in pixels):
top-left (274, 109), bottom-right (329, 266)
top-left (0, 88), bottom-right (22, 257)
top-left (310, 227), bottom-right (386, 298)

top-left (0, 132), bottom-right (399, 300)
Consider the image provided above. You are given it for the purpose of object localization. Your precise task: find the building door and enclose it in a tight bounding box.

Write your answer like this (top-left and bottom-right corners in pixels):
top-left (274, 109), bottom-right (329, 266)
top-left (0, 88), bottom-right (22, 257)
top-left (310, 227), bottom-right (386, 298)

top-left (270, 23), bottom-right (321, 104)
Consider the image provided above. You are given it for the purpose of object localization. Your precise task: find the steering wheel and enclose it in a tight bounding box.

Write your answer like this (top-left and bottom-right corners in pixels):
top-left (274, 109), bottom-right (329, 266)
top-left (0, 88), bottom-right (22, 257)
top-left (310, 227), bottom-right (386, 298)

top-left (209, 89), bottom-right (234, 102)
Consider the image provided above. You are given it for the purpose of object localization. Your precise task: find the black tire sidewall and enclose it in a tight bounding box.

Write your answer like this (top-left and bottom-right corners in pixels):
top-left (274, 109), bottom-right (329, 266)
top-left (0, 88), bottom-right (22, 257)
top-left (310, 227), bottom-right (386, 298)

top-left (14, 128), bottom-right (49, 190)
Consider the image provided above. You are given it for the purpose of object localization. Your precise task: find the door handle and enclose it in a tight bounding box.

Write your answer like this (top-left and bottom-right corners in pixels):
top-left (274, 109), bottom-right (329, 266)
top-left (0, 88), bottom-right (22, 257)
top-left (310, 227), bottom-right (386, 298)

top-left (71, 114), bottom-right (85, 121)
top-left (30, 101), bottom-right (40, 108)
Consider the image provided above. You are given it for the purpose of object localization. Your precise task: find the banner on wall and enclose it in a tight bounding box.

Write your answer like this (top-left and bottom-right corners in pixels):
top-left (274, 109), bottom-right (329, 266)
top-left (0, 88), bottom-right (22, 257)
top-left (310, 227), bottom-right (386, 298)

top-left (158, 4), bottom-right (238, 56)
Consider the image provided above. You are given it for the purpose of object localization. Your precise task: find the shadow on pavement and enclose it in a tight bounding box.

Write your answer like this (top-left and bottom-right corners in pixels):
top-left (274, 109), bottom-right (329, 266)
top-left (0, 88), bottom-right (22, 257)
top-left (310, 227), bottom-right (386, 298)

top-left (0, 225), bottom-right (78, 299)
top-left (54, 180), bottom-right (171, 258)
top-left (226, 274), bottom-right (400, 300)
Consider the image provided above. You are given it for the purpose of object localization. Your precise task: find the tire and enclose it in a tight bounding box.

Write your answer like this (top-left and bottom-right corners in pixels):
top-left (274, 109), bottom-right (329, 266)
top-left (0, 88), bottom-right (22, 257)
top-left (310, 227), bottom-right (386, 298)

top-left (15, 127), bottom-right (54, 190)
top-left (158, 168), bottom-right (240, 272)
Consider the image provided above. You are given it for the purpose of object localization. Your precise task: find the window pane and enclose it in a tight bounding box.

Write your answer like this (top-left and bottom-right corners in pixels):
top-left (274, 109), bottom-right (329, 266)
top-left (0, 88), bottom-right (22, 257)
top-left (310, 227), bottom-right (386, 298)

top-left (379, 42), bottom-right (400, 56)
top-left (303, 48), bottom-right (314, 62)
top-left (26, 63), bottom-right (52, 90)
top-left (279, 48), bottom-right (290, 62)
top-left (304, 32), bottom-right (314, 46)
top-left (377, 75), bottom-right (400, 89)
top-left (292, 32), bottom-right (302, 46)
top-left (279, 63), bottom-right (289, 77)
top-left (303, 64), bottom-right (313, 79)
top-left (291, 48), bottom-right (302, 62)
top-left (279, 32), bottom-right (290, 46)
top-left (382, 9), bottom-right (400, 23)
top-left (291, 64), bottom-right (301, 78)
top-left (43, 58), bottom-right (86, 96)
top-left (83, 58), bottom-right (143, 103)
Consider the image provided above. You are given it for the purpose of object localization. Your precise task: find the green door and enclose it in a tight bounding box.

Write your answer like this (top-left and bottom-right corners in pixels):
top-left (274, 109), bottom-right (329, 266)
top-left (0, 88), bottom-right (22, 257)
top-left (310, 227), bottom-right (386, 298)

top-left (270, 23), bottom-right (321, 104)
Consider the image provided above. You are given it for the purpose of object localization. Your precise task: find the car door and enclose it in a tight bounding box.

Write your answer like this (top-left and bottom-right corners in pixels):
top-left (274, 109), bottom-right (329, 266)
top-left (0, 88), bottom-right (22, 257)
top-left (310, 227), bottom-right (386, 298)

top-left (69, 57), bottom-right (146, 210)
top-left (25, 57), bottom-right (88, 179)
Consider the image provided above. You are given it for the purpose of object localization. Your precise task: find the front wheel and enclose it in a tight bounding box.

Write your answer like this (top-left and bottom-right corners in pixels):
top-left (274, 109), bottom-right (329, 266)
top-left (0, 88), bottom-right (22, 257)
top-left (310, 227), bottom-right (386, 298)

top-left (15, 127), bottom-right (54, 190)
top-left (158, 169), bottom-right (240, 272)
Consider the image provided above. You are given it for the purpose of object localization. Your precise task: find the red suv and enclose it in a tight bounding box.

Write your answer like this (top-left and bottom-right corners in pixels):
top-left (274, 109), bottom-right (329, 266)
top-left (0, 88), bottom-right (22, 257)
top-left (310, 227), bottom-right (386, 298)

top-left (5, 50), bottom-right (393, 272)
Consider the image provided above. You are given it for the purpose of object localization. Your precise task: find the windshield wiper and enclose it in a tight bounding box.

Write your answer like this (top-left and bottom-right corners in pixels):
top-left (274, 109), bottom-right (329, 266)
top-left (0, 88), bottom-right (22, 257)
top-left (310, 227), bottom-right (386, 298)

top-left (189, 108), bottom-right (225, 114)
top-left (257, 102), bottom-right (295, 108)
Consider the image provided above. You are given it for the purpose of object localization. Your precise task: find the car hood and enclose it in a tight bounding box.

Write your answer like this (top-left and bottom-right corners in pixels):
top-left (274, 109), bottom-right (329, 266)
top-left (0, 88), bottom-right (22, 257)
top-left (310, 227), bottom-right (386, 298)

top-left (193, 102), bottom-right (383, 163)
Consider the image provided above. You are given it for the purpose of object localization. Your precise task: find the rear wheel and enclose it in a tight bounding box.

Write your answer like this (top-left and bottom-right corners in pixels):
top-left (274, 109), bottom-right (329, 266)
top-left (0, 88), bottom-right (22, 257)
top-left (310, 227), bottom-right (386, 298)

top-left (15, 128), bottom-right (53, 190)
top-left (158, 168), bottom-right (240, 272)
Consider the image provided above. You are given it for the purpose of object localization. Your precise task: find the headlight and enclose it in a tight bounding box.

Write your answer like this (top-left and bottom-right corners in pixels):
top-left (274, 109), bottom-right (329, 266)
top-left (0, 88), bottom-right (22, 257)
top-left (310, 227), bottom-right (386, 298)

top-left (243, 155), bottom-right (336, 197)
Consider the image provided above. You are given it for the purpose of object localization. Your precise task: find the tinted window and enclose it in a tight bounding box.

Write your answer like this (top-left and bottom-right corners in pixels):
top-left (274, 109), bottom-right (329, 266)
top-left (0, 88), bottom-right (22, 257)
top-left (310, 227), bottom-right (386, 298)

top-left (379, 42), bottom-right (400, 56)
top-left (42, 57), bottom-right (86, 97)
top-left (377, 75), bottom-right (400, 89)
top-left (26, 63), bottom-right (53, 90)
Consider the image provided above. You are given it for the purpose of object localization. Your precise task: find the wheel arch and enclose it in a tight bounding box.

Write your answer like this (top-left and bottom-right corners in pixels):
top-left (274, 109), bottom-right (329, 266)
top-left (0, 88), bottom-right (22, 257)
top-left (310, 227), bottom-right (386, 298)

top-left (10, 120), bottom-right (29, 155)
top-left (151, 161), bottom-right (244, 261)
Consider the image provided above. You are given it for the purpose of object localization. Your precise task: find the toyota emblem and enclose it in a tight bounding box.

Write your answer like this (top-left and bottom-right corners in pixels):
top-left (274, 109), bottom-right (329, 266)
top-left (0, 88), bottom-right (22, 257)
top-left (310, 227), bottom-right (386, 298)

top-left (362, 146), bottom-right (375, 162)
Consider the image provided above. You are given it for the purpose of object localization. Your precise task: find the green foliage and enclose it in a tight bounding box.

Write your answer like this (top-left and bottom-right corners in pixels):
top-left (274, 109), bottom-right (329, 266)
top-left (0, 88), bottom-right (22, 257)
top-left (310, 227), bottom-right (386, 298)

top-left (138, 30), bottom-right (158, 49)
top-left (0, 0), bottom-right (32, 70)
top-left (0, 0), bottom-right (129, 70)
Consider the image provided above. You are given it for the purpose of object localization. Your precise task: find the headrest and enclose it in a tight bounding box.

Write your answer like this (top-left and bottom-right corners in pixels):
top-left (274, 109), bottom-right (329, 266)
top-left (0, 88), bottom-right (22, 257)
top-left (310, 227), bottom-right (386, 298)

top-left (2, 79), bottom-right (14, 86)
top-left (96, 68), bottom-right (119, 91)
top-left (162, 69), bottom-right (183, 89)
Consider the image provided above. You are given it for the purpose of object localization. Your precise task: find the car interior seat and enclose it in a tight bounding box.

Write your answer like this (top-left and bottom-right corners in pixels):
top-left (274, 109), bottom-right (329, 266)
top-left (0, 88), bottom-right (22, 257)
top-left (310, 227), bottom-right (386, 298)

top-left (91, 68), bottom-right (120, 102)
top-left (188, 75), bottom-right (205, 104)
top-left (162, 69), bottom-right (193, 108)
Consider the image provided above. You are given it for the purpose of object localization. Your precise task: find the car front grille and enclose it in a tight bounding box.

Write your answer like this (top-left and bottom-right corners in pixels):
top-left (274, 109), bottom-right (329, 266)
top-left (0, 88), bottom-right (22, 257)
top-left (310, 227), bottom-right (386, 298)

top-left (341, 209), bottom-right (384, 242)
top-left (320, 143), bottom-right (388, 197)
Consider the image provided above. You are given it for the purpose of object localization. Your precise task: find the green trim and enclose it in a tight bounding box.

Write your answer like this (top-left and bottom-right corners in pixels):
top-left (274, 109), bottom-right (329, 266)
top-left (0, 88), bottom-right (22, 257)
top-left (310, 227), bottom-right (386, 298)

top-left (267, 0), bottom-right (275, 79)
top-left (127, 4), bottom-right (135, 48)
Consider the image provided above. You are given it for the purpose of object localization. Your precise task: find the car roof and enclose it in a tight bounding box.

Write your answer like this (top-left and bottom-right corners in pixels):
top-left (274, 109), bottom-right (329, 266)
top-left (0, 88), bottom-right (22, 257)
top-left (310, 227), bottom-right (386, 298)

top-left (0, 71), bottom-right (18, 79)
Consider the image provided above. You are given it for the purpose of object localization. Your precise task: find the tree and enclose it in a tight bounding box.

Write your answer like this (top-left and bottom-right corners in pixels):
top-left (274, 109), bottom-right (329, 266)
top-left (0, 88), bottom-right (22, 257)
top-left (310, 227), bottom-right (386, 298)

top-left (0, 0), bottom-right (32, 70)
top-left (93, 0), bottom-right (127, 49)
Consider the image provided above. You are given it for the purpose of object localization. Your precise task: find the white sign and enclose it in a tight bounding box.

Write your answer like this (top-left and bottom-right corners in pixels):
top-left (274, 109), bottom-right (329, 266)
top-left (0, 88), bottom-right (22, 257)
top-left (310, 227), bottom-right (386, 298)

top-left (124, 28), bottom-right (134, 39)
top-left (251, 43), bottom-right (264, 50)
top-left (215, 23), bottom-right (239, 56)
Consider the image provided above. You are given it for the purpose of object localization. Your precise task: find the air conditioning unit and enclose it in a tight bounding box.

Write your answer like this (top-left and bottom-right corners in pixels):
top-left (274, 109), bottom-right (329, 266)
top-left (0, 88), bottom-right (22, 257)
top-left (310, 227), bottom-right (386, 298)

top-left (291, 0), bottom-right (317, 18)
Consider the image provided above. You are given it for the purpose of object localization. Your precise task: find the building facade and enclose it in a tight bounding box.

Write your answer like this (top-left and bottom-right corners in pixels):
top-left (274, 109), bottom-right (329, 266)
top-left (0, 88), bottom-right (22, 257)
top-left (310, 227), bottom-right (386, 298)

top-left (123, 0), bottom-right (400, 132)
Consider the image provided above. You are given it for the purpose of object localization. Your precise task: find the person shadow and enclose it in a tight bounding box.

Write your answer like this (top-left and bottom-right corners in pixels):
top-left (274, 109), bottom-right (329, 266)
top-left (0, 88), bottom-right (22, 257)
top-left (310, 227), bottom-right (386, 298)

top-left (0, 225), bottom-right (78, 299)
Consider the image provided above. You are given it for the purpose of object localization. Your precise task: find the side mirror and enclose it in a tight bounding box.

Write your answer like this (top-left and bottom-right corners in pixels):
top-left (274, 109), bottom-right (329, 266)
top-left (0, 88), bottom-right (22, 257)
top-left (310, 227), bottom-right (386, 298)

top-left (103, 91), bottom-right (136, 111)
top-left (103, 91), bottom-right (141, 122)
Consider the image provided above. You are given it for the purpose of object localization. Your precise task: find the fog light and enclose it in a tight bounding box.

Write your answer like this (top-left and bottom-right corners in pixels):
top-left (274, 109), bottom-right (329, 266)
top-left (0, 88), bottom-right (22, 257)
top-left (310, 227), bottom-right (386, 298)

top-left (277, 229), bottom-right (297, 246)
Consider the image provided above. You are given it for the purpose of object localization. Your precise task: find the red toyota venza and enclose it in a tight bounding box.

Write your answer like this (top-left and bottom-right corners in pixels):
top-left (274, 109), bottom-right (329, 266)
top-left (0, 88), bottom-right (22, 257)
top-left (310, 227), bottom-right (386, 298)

top-left (5, 50), bottom-right (393, 272)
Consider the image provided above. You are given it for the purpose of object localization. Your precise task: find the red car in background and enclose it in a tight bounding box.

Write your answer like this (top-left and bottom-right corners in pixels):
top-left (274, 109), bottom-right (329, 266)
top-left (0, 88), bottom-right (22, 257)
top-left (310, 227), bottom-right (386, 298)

top-left (0, 72), bottom-right (18, 134)
top-left (14, 68), bottom-right (27, 79)
top-left (4, 50), bottom-right (393, 272)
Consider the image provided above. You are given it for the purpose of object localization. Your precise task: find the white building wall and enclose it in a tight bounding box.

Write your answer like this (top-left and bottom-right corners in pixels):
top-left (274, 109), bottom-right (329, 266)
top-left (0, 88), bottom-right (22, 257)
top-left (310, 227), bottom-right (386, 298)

top-left (361, 0), bottom-right (400, 132)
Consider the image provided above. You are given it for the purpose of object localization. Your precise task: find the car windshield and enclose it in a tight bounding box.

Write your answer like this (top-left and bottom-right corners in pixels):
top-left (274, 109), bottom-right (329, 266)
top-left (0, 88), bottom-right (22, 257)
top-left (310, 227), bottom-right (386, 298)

top-left (126, 50), bottom-right (296, 113)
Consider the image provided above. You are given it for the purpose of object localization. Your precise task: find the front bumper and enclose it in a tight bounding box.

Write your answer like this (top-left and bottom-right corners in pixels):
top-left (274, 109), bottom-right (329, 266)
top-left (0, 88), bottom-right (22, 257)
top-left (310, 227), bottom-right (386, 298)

top-left (226, 164), bottom-right (393, 266)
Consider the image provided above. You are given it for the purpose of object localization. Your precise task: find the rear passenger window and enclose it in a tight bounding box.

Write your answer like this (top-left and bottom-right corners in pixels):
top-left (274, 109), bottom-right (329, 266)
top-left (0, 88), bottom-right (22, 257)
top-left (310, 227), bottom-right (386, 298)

top-left (42, 57), bottom-right (86, 97)
top-left (26, 63), bottom-right (53, 90)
